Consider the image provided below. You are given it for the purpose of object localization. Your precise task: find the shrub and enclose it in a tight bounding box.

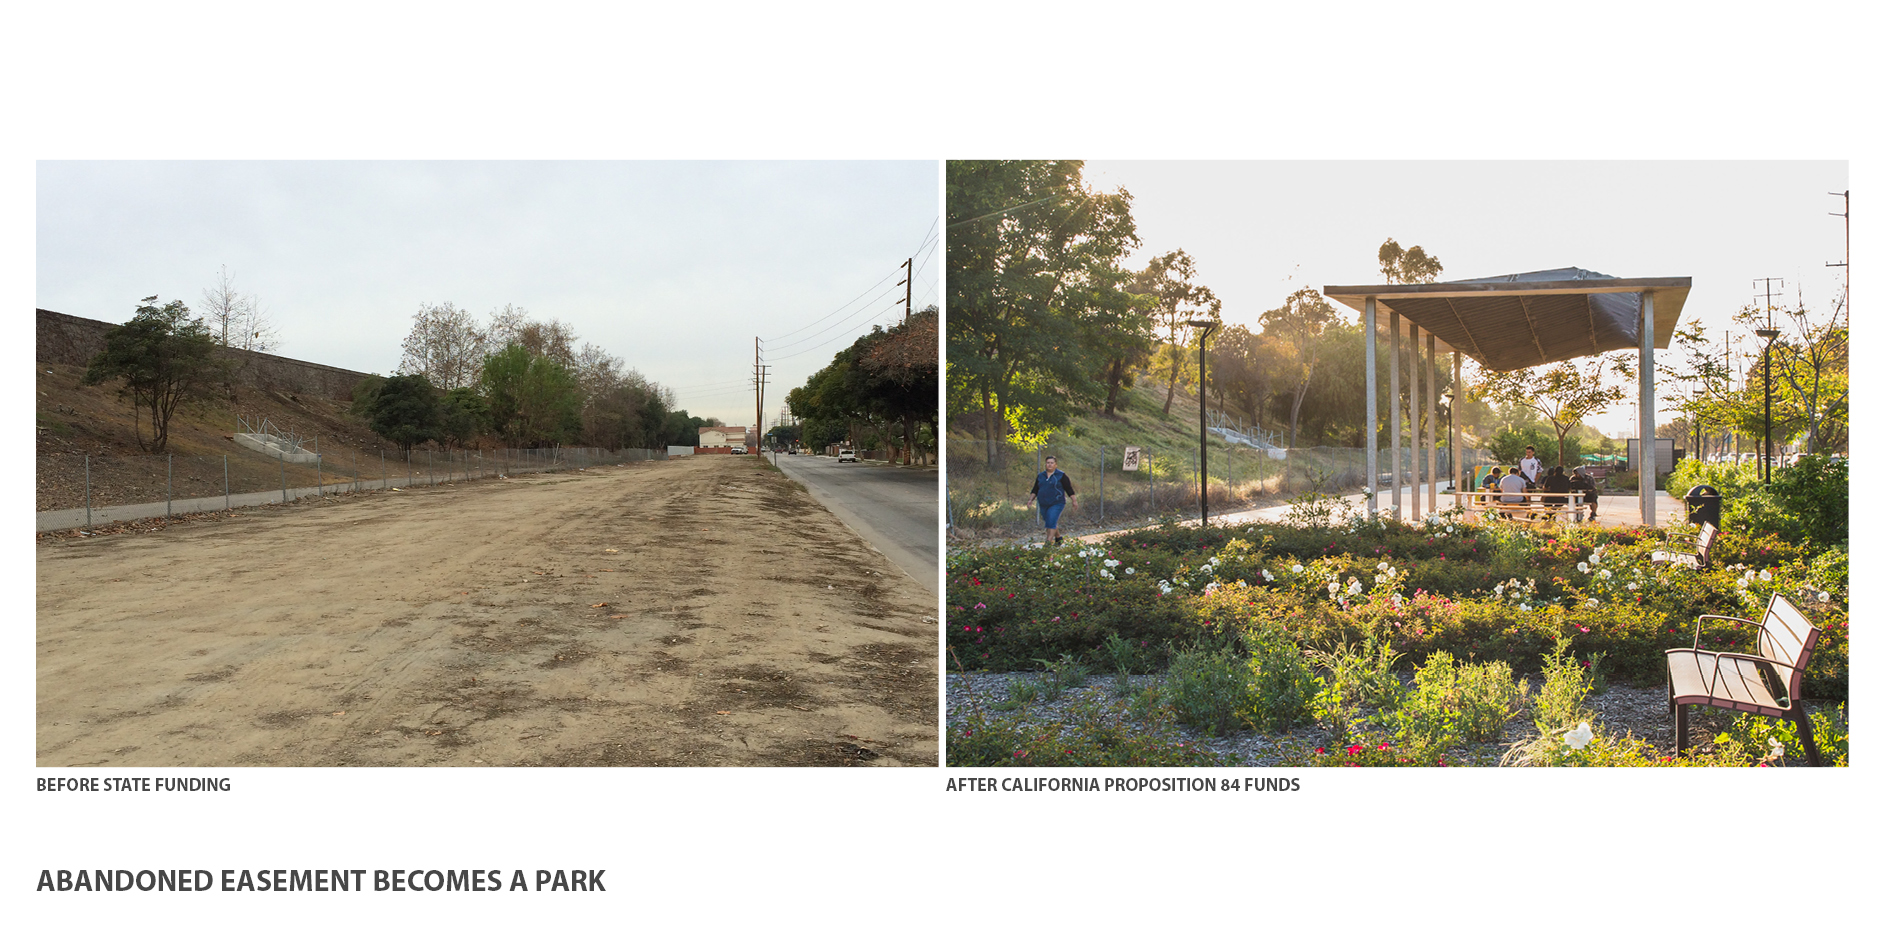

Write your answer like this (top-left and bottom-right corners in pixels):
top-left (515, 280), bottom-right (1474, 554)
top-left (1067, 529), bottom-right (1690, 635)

top-left (1721, 705), bottom-right (1849, 767)
top-left (1373, 651), bottom-right (1527, 759)
top-left (1162, 643), bottom-right (1254, 735)
top-left (948, 707), bottom-right (1236, 767)
top-left (1242, 628), bottom-right (1324, 732)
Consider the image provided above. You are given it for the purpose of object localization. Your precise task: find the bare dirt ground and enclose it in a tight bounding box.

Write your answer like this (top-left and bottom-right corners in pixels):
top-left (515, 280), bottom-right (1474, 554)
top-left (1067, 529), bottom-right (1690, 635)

top-left (37, 455), bottom-right (938, 767)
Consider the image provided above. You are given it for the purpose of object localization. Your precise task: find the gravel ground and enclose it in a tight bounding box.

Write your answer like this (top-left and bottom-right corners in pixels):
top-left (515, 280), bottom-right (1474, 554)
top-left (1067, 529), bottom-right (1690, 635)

top-left (947, 671), bottom-right (1776, 766)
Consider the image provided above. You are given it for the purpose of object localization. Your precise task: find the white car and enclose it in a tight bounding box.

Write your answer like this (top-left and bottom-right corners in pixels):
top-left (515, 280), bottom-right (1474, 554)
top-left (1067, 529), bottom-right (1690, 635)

top-left (837, 449), bottom-right (858, 463)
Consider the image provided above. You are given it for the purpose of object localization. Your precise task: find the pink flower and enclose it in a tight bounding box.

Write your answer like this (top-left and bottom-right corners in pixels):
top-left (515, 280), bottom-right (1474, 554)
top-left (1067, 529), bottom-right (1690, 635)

top-left (974, 603), bottom-right (985, 609)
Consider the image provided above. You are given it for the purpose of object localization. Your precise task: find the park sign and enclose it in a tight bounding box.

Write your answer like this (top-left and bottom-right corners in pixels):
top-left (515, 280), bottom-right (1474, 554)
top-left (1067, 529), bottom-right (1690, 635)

top-left (1123, 447), bottom-right (1141, 471)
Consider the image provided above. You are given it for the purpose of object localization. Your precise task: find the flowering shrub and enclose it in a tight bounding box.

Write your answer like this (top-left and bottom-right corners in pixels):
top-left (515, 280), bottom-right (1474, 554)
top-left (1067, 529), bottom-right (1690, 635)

top-left (946, 518), bottom-right (1847, 697)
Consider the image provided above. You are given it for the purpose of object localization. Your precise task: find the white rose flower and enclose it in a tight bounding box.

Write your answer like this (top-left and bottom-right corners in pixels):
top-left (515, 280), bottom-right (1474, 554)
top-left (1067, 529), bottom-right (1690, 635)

top-left (1627, 582), bottom-right (1639, 591)
top-left (1585, 598), bottom-right (1600, 607)
top-left (1562, 721), bottom-right (1594, 750)
top-left (1125, 567), bottom-right (1135, 575)
top-left (1104, 559), bottom-right (1120, 568)
top-left (1290, 563), bottom-right (1305, 574)
top-left (1578, 562), bottom-right (1591, 573)
top-left (1589, 553), bottom-right (1601, 564)
top-left (1818, 590), bottom-right (1831, 603)
top-left (1100, 569), bottom-right (1111, 578)
top-left (1328, 582), bottom-right (1341, 595)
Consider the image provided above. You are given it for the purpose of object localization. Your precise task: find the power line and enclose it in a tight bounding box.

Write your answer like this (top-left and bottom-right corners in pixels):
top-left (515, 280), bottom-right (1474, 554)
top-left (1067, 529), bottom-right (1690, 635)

top-left (761, 295), bottom-right (907, 363)
top-left (761, 270), bottom-right (904, 344)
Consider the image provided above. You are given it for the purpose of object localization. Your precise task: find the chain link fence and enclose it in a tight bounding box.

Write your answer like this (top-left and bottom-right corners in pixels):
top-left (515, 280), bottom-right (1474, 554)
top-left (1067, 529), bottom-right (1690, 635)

top-left (37, 446), bottom-right (663, 532)
top-left (946, 437), bottom-right (1501, 537)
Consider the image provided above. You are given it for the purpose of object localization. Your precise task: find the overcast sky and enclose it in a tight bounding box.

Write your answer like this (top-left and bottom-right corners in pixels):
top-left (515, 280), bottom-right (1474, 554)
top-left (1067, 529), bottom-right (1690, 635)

top-left (1083, 161), bottom-right (1848, 437)
top-left (36, 161), bottom-right (939, 426)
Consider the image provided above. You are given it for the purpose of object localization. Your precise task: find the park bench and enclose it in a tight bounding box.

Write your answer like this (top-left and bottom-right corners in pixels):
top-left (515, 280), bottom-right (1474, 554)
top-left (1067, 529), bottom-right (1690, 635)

top-left (1651, 521), bottom-right (1718, 569)
top-left (1664, 592), bottom-right (1824, 766)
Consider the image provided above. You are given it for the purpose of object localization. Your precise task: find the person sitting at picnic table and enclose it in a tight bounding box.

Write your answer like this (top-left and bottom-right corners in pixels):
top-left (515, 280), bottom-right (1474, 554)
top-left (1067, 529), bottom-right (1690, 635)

top-left (1519, 445), bottom-right (1544, 486)
top-left (1570, 467), bottom-right (1599, 521)
top-left (1541, 465), bottom-right (1572, 518)
top-left (1480, 466), bottom-right (1503, 495)
top-left (1497, 466), bottom-right (1529, 515)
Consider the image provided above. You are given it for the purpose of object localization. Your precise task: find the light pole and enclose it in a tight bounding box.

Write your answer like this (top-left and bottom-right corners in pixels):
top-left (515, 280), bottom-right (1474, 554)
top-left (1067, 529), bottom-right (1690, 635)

top-left (1187, 319), bottom-right (1216, 526)
top-left (1756, 326), bottom-right (1779, 482)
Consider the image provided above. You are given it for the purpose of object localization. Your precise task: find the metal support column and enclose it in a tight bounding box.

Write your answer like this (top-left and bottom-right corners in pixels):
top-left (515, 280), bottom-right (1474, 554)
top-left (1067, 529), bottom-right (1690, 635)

top-left (1409, 320), bottom-right (1421, 522)
top-left (1363, 297), bottom-right (1379, 518)
top-left (1452, 352), bottom-right (1463, 497)
top-left (1388, 307), bottom-right (1402, 516)
top-left (1427, 337), bottom-right (1438, 512)
top-left (1640, 290), bottom-right (1657, 526)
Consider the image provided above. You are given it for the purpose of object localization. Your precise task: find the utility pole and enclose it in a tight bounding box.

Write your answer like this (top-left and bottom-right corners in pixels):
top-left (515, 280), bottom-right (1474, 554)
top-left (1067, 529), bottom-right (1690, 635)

top-left (903, 257), bottom-right (913, 324)
top-left (754, 336), bottom-right (768, 458)
top-left (1752, 277), bottom-right (1783, 482)
top-left (1828, 190), bottom-right (1848, 324)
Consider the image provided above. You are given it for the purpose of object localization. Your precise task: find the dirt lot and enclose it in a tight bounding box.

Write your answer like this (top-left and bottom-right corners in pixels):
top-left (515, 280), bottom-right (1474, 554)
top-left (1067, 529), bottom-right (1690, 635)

top-left (36, 455), bottom-right (938, 767)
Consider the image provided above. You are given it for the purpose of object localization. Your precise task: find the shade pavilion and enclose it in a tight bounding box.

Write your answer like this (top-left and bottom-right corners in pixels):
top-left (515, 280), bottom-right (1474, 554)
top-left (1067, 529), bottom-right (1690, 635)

top-left (1322, 268), bottom-right (1693, 526)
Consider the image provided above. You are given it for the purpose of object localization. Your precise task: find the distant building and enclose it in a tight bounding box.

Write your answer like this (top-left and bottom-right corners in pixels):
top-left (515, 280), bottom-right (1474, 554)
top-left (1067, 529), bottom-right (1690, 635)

top-left (698, 425), bottom-right (752, 452)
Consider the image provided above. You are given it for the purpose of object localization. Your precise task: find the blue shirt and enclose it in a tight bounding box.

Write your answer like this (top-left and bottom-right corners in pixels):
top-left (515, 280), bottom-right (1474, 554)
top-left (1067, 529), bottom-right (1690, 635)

top-left (1035, 470), bottom-right (1071, 507)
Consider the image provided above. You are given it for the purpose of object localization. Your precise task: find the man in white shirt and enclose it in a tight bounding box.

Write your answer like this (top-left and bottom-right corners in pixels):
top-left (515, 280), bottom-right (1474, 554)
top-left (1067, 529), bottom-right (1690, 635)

top-left (1519, 445), bottom-right (1544, 486)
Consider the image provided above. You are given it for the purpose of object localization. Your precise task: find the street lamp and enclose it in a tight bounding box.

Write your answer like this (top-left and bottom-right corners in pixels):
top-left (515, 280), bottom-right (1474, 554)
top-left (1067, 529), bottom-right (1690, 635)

top-left (1755, 326), bottom-right (1779, 482)
top-left (1187, 318), bottom-right (1217, 526)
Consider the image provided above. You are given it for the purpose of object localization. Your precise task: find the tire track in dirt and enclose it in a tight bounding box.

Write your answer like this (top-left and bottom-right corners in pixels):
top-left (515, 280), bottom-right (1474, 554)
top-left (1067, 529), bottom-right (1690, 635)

top-left (37, 456), bottom-right (938, 767)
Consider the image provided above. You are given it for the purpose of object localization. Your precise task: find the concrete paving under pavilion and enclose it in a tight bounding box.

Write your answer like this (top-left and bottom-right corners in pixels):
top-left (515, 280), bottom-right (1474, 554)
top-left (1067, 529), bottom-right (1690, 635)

top-left (1323, 268), bottom-right (1694, 527)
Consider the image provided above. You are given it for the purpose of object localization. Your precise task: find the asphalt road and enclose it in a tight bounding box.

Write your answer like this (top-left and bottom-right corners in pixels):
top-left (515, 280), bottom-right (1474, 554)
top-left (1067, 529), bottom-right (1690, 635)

top-left (771, 452), bottom-right (938, 593)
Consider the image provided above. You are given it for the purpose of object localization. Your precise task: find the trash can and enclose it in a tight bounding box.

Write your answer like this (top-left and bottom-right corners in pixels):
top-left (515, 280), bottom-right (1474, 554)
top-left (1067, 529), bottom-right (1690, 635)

top-left (1684, 484), bottom-right (1721, 528)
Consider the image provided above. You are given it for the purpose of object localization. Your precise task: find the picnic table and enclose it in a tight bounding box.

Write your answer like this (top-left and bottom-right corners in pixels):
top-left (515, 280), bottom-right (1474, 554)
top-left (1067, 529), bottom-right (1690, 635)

top-left (1453, 490), bottom-right (1587, 522)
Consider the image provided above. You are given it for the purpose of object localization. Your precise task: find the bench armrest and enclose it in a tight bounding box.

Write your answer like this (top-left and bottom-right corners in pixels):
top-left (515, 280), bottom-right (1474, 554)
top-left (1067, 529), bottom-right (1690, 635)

top-left (1692, 613), bottom-right (1763, 651)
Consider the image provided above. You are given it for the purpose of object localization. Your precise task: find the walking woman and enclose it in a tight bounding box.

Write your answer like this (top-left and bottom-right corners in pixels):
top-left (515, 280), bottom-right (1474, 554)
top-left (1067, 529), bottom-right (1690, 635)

top-left (1030, 455), bottom-right (1077, 547)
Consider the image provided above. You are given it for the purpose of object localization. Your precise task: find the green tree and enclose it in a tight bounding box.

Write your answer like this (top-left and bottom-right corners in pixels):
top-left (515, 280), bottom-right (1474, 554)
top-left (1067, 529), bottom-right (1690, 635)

top-left (1471, 357), bottom-right (1628, 469)
top-left (947, 160), bottom-right (1143, 462)
top-left (1377, 238), bottom-right (1445, 284)
top-left (369, 374), bottom-right (442, 455)
top-left (439, 386), bottom-right (489, 447)
top-left (1258, 286), bottom-right (1342, 448)
top-left (481, 344), bottom-right (581, 446)
top-left (82, 296), bottom-right (222, 453)
top-left (1131, 249), bottom-right (1221, 417)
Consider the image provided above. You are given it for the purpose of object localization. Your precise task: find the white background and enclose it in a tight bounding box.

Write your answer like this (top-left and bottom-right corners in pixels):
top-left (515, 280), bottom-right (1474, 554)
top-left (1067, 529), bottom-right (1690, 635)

top-left (8, 4), bottom-right (1891, 922)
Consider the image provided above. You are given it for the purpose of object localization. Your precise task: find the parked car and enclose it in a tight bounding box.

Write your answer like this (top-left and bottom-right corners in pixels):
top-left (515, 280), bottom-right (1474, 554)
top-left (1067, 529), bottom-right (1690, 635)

top-left (837, 449), bottom-right (858, 463)
top-left (730, 446), bottom-right (746, 454)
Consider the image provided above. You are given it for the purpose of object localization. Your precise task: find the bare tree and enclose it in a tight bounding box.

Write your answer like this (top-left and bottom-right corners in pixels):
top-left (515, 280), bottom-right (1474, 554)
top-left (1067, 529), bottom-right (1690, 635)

top-left (200, 265), bottom-right (280, 353)
top-left (398, 301), bottom-right (488, 389)
top-left (485, 303), bottom-right (530, 348)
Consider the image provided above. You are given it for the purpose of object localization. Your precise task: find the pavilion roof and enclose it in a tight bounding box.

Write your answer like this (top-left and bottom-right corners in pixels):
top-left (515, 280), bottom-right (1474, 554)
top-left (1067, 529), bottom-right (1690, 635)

top-left (1323, 268), bottom-right (1692, 372)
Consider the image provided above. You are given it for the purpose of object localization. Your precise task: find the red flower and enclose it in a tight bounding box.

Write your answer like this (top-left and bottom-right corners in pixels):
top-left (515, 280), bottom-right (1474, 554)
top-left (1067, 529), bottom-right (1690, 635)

top-left (1347, 744), bottom-right (1364, 756)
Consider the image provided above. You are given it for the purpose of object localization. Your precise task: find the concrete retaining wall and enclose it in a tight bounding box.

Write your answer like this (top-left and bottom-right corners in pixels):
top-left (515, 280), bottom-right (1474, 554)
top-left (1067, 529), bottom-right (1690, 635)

top-left (37, 308), bottom-right (372, 401)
